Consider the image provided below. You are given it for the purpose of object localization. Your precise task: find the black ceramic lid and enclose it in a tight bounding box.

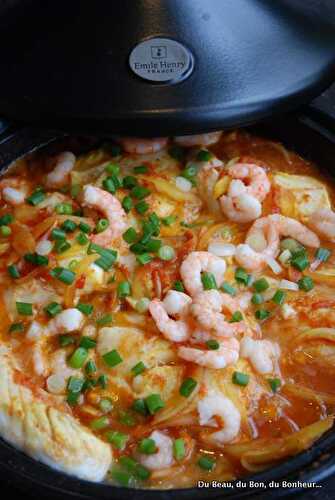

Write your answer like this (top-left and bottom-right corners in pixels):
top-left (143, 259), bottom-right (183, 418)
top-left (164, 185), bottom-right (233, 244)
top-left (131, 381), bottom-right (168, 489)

top-left (0, 0), bottom-right (335, 136)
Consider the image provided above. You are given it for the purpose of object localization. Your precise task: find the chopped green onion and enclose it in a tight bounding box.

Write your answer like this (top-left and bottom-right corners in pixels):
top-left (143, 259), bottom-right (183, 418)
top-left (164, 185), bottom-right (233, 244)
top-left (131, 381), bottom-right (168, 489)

top-left (94, 255), bottom-right (114, 271)
top-left (119, 456), bottom-right (150, 480)
top-left (135, 297), bottom-right (150, 313)
top-left (138, 438), bottom-right (157, 455)
top-left (148, 213), bottom-right (161, 235)
top-left (7, 264), bottom-right (20, 279)
top-left (103, 349), bottom-right (123, 367)
top-left (102, 176), bottom-right (116, 194)
top-left (298, 276), bottom-right (314, 292)
top-left (179, 377), bottom-right (197, 397)
top-left (158, 245), bottom-right (175, 261)
top-left (26, 189), bottom-right (45, 206)
top-left (123, 227), bottom-right (138, 244)
top-left (198, 456), bottom-right (216, 471)
top-left (67, 376), bottom-right (84, 393)
top-left (291, 252), bottom-right (309, 271)
top-left (97, 374), bottom-right (109, 388)
top-left (145, 238), bottom-right (162, 253)
top-left (122, 196), bottom-right (133, 213)
top-left (79, 221), bottom-right (92, 234)
top-left (9, 322), bottom-right (24, 334)
top-left (105, 163), bottom-right (120, 175)
top-left (168, 145), bottom-right (185, 161)
top-left (61, 219), bottom-right (77, 233)
top-left (54, 239), bottom-right (71, 254)
top-left (135, 200), bottom-right (149, 214)
top-left (132, 398), bottom-right (148, 416)
top-left (279, 249), bottom-right (292, 265)
top-left (206, 339), bottom-right (220, 350)
top-left (69, 258), bottom-right (79, 270)
top-left (255, 309), bottom-right (270, 320)
top-left (76, 232), bottom-right (89, 245)
top-left (173, 438), bottom-right (186, 460)
top-left (24, 252), bottom-right (49, 266)
top-left (90, 416), bottom-right (110, 430)
top-left (123, 175), bottom-right (138, 189)
top-left (253, 278), bottom-right (269, 293)
top-left (16, 301), bottom-right (33, 316)
top-left (117, 281), bottom-right (131, 298)
top-left (161, 215), bottom-right (176, 226)
top-left (96, 313), bottom-right (113, 326)
top-left (105, 431), bottom-right (129, 450)
top-left (134, 165), bottom-right (148, 174)
top-left (88, 243), bottom-right (117, 262)
top-left (79, 336), bottom-right (97, 349)
top-left (144, 393), bottom-right (165, 415)
top-left (77, 303), bottom-right (93, 315)
top-left (268, 378), bottom-right (281, 393)
top-left (232, 371), bottom-right (249, 386)
top-left (99, 398), bottom-right (113, 413)
top-left (59, 334), bottom-right (75, 347)
top-left (67, 391), bottom-right (80, 406)
top-left (196, 149), bottom-right (212, 162)
top-left (0, 225), bottom-right (11, 236)
top-left (50, 228), bottom-right (66, 240)
top-left (68, 347), bottom-right (88, 369)
top-left (221, 282), bottom-right (237, 296)
top-left (235, 267), bottom-right (250, 285)
top-left (119, 411), bottom-right (136, 427)
top-left (0, 213), bottom-right (13, 226)
top-left (252, 293), bottom-right (263, 305)
top-left (44, 302), bottom-right (62, 317)
top-left (55, 203), bottom-right (72, 215)
top-left (131, 185), bottom-right (151, 200)
top-left (272, 289), bottom-right (286, 305)
top-left (50, 267), bottom-right (76, 285)
top-left (136, 253), bottom-right (152, 265)
top-left (95, 218), bottom-right (109, 233)
top-left (280, 238), bottom-right (304, 254)
top-left (201, 272), bottom-right (218, 290)
top-left (173, 280), bottom-right (184, 292)
top-left (110, 467), bottom-right (134, 487)
top-left (180, 164), bottom-right (197, 180)
top-left (85, 359), bottom-right (97, 374)
top-left (315, 247), bottom-right (331, 262)
top-left (230, 311), bottom-right (243, 322)
top-left (131, 361), bottom-right (146, 376)
top-left (130, 242), bottom-right (147, 254)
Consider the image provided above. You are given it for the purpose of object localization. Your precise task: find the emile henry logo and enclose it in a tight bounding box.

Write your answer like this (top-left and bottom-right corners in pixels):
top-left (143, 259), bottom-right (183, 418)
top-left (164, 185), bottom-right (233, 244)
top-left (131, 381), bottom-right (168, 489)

top-left (133, 45), bottom-right (186, 75)
top-left (129, 38), bottom-right (194, 83)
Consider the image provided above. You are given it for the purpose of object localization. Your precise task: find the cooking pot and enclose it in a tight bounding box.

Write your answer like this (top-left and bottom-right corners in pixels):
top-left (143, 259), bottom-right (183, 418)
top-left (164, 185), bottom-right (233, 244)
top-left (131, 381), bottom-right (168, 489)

top-left (0, 0), bottom-right (335, 498)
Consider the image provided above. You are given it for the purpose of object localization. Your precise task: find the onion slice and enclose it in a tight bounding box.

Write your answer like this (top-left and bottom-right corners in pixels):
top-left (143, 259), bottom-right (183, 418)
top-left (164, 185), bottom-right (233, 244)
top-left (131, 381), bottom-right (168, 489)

top-left (208, 242), bottom-right (236, 257)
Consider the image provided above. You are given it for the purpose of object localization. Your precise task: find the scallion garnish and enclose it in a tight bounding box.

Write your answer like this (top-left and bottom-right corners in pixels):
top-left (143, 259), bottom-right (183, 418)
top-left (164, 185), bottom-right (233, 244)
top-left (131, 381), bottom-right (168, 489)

top-left (103, 349), bottom-right (123, 367)
top-left (232, 371), bottom-right (249, 386)
top-left (179, 377), bottom-right (197, 397)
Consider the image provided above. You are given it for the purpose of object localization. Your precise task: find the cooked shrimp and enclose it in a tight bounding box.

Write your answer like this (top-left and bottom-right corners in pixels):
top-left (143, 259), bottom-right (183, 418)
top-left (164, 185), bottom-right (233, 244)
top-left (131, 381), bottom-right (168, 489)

top-left (149, 299), bottom-right (190, 342)
top-left (228, 163), bottom-right (271, 202)
top-left (116, 137), bottom-right (168, 154)
top-left (220, 192), bottom-right (262, 223)
top-left (191, 290), bottom-right (246, 338)
top-left (174, 132), bottom-right (222, 147)
top-left (48, 309), bottom-right (84, 336)
top-left (308, 208), bottom-right (335, 242)
top-left (198, 391), bottom-right (241, 445)
top-left (178, 338), bottom-right (239, 369)
top-left (240, 336), bottom-right (280, 374)
top-left (162, 290), bottom-right (192, 317)
top-left (180, 251), bottom-right (226, 296)
top-left (0, 178), bottom-right (28, 205)
top-left (236, 214), bottom-right (319, 272)
top-left (82, 185), bottom-right (127, 246)
top-left (45, 152), bottom-right (76, 188)
top-left (137, 431), bottom-right (174, 470)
